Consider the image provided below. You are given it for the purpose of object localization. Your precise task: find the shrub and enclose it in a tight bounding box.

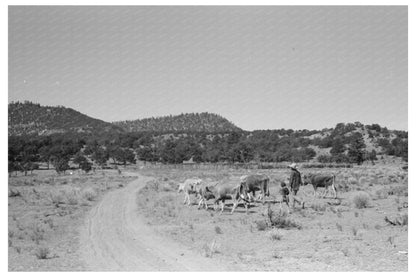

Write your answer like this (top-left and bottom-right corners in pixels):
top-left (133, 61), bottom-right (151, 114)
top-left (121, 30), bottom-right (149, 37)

top-left (202, 239), bottom-right (220, 258)
top-left (254, 220), bottom-right (268, 231)
top-left (82, 188), bottom-right (97, 201)
top-left (8, 188), bottom-right (21, 197)
top-left (311, 202), bottom-right (326, 212)
top-left (375, 189), bottom-right (388, 199)
top-left (385, 213), bottom-right (408, 226)
top-left (30, 224), bottom-right (45, 244)
top-left (49, 191), bottom-right (66, 205)
top-left (65, 189), bottom-right (80, 205)
top-left (353, 192), bottom-right (370, 209)
top-left (35, 247), bottom-right (50, 259)
top-left (267, 229), bottom-right (282, 241)
top-left (348, 177), bottom-right (358, 185)
top-left (266, 205), bottom-right (301, 229)
top-left (214, 226), bottom-right (223, 234)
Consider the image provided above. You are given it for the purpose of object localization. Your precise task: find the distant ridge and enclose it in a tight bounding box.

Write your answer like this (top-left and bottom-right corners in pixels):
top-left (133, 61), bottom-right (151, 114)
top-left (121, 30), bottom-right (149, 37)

top-left (113, 112), bottom-right (242, 133)
top-left (8, 101), bottom-right (124, 136)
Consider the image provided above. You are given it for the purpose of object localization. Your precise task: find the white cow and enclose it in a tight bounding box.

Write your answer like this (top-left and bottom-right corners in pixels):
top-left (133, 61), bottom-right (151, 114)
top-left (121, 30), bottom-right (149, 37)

top-left (177, 178), bottom-right (203, 205)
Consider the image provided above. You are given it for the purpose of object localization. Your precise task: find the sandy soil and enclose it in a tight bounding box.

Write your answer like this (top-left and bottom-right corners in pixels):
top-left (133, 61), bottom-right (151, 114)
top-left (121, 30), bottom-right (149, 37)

top-left (79, 172), bottom-right (233, 271)
top-left (135, 166), bottom-right (408, 271)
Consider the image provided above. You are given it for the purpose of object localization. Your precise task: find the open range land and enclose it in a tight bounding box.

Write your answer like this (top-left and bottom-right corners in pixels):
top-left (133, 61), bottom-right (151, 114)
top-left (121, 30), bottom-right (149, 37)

top-left (8, 164), bottom-right (408, 271)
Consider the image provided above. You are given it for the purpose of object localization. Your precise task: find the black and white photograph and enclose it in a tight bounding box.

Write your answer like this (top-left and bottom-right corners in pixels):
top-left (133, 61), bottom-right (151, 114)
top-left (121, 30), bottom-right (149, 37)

top-left (6, 3), bottom-right (409, 272)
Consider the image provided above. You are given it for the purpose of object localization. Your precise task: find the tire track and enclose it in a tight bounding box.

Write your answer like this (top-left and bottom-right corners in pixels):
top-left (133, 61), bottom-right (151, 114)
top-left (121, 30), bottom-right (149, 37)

top-left (80, 173), bottom-right (228, 271)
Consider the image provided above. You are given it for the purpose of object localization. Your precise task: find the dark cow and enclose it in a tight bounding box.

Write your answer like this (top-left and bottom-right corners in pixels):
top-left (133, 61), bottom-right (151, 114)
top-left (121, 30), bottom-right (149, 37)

top-left (239, 174), bottom-right (270, 204)
top-left (303, 173), bottom-right (337, 199)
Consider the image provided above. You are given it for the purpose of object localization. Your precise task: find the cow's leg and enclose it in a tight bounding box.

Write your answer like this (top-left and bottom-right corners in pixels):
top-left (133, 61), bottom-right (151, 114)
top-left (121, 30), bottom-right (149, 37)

top-left (220, 200), bottom-right (225, 215)
top-left (332, 184), bottom-right (337, 199)
top-left (197, 197), bottom-right (203, 209)
top-left (322, 188), bottom-right (328, 198)
top-left (231, 200), bottom-right (238, 214)
top-left (183, 194), bottom-right (188, 205)
top-left (187, 193), bottom-right (192, 206)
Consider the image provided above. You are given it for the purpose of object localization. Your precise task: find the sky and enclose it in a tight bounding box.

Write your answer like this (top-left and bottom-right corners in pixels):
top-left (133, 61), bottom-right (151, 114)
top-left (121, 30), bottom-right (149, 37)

top-left (8, 6), bottom-right (408, 131)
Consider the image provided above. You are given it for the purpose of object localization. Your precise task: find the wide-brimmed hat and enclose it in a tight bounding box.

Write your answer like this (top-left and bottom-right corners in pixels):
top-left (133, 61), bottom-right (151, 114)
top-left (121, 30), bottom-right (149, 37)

top-left (289, 163), bottom-right (298, 169)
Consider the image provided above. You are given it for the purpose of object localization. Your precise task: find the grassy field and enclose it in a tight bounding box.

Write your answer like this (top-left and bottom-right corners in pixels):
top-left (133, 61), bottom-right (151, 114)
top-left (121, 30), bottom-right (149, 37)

top-left (136, 164), bottom-right (408, 271)
top-left (8, 169), bottom-right (135, 271)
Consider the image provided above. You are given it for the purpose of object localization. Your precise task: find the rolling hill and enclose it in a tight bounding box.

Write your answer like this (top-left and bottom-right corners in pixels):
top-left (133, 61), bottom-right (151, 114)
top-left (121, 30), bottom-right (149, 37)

top-left (113, 112), bottom-right (242, 133)
top-left (8, 101), bottom-right (124, 136)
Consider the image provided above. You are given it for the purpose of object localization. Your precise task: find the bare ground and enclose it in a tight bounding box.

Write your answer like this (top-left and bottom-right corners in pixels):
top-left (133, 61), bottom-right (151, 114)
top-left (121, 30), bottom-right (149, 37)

top-left (79, 172), bottom-right (233, 271)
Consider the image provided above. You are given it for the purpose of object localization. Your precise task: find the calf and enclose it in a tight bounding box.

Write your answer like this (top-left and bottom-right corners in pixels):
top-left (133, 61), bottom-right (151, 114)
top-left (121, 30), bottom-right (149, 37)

top-left (196, 181), bottom-right (219, 210)
top-left (303, 173), bottom-right (337, 199)
top-left (177, 178), bottom-right (203, 205)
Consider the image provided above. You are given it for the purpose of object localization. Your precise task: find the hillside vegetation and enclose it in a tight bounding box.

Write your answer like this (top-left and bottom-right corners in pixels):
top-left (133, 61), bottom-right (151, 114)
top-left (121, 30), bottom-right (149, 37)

top-left (114, 112), bottom-right (242, 133)
top-left (8, 101), bottom-right (123, 136)
top-left (8, 102), bottom-right (407, 174)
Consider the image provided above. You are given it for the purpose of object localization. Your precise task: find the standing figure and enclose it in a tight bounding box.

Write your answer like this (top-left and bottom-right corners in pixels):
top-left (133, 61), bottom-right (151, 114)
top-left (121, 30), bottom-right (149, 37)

top-left (288, 163), bottom-right (305, 209)
top-left (279, 181), bottom-right (291, 213)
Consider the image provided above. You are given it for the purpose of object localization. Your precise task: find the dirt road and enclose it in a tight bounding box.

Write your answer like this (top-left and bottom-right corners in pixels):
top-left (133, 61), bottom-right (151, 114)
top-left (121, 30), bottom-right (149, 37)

top-left (79, 173), bottom-right (229, 271)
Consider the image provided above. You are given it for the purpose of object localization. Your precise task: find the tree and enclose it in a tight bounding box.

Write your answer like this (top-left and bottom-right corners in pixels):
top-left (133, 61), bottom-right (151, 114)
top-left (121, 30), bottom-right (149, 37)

top-left (91, 147), bottom-right (109, 168)
top-left (52, 157), bottom-right (69, 174)
top-left (330, 137), bottom-right (346, 155)
top-left (80, 160), bottom-right (92, 173)
top-left (366, 149), bottom-right (378, 165)
top-left (348, 134), bottom-right (366, 165)
top-left (73, 152), bottom-right (88, 169)
top-left (114, 148), bottom-right (136, 167)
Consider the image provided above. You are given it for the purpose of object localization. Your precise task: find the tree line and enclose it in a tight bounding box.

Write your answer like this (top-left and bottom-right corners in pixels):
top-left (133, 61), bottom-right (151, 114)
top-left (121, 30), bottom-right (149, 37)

top-left (8, 122), bottom-right (407, 175)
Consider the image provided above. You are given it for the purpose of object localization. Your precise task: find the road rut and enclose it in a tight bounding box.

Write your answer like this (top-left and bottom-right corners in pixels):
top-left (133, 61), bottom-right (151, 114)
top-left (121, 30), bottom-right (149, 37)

top-left (80, 173), bottom-right (229, 271)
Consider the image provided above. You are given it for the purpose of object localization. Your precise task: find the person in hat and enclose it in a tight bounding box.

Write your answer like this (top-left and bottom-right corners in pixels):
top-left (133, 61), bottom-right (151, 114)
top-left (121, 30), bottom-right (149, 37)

top-left (289, 163), bottom-right (302, 195)
top-left (288, 163), bottom-right (305, 208)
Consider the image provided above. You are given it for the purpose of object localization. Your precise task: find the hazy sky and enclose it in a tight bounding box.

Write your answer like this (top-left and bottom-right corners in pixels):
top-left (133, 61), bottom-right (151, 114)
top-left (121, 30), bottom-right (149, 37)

top-left (9, 6), bottom-right (408, 131)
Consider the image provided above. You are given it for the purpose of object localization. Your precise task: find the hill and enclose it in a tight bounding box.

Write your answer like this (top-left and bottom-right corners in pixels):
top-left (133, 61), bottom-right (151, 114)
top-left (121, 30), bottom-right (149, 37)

top-left (113, 112), bottom-right (242, 133)
top-left (8, 101), bottom-right (407, 166)
top-left (8, 101), bottom-right (124, 136)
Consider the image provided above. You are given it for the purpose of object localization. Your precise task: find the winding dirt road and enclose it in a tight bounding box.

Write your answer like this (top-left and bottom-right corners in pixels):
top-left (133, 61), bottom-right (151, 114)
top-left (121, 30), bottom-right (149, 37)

top-left (79, 173), bottom-right (229, 271)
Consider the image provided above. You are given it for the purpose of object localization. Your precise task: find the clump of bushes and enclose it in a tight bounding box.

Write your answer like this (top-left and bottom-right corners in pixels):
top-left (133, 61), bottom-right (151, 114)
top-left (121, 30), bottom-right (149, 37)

top-left (311, 202), bottom-right (327, 212)
top-left (65, 189), bottom-right (80, 205)
top-left (385, 213), bottom-right (408, 226)
top-left (35, 247), bottom-right (50, 259)
top-left (49, 191), bottom-right (66, 206)
top-left (267, 229), bottom-right (282, 241)
top-left (266, 205), bottom-right (301, 230)
top-left (82, 188), bottom-right (98, 201)
top-left (353, 192), bottom-right (370, 209)
top-left (8, 188), bottom-right (21, 197)
top-left (254, 220), bottom-right (268, 231)
top-left (145, 180), bottom-right (160, 191)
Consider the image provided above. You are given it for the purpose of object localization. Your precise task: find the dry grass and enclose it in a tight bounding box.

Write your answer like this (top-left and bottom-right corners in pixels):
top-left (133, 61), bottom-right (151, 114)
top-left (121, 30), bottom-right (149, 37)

top-left (202, 239), bottom-right (220, 258)
top-left (8, 169), bottom-right (136, 271)
top-left (353, 192), bottom-right (370, 209)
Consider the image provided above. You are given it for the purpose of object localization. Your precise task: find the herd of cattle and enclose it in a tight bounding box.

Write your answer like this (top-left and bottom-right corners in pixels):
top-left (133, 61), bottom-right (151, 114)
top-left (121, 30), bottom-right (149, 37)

top-left (177, 173), bottom-right (337, 214)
